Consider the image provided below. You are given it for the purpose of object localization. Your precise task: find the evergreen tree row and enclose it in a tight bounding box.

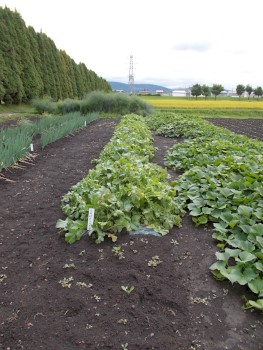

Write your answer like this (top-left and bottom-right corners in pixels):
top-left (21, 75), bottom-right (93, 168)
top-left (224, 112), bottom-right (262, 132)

top-left (0, 6), bottom-right (111, 104)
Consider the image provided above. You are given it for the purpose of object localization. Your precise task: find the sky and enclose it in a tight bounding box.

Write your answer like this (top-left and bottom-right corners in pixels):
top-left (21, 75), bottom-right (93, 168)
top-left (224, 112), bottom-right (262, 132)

top-left (0, 0), bottom-right (262, 90)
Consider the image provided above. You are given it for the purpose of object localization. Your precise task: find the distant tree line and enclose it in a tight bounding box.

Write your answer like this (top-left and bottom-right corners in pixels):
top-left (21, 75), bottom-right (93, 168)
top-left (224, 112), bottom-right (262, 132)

top-left (191, 83), bottom-right (263, 100)
top-left (236, 84), bottom-right (263, 99)
top-left (191, 84), bottom-right (224, 100)
top-left (0, 6), bottom-right (111, 104)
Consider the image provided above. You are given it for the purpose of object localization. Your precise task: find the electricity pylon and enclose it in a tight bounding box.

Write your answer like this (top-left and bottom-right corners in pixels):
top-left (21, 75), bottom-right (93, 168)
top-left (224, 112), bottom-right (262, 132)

top-left (128, 54), bottom-right (134, 94)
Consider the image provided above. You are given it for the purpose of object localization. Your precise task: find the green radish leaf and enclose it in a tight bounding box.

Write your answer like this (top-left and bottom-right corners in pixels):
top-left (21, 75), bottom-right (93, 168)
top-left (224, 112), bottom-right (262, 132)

top-left (251, 224), bottom-right (263, 236)
top-left (202, 207), bottom-right (213, 215)
top-left (255, 252), bottom-right (263, 260)
top-left (248, 278), bottom-right (263, 294)
top-left (225, 248), bottom-right (241, 258)
top-left (225, 238), bottom-right (255, 252)
top-left (210, 208), bottom-right (222, 219)
top-left (220, 188), bottom-right (233, 198)
top-left (254, 208), bottom-right (263, 220)
top-left (193, 215), bottom-right (208, 225)
top-left (221, 266), bottom-right (256, 285)
top-left (256, 236), bottom-right (263, 248)
top-left (228, 220), bottom-right (239, 229)
top-left (213, 221), bottom-right (228, 235)
top-left (255, 261), bottom-right (263, 272)
top-left (56, 219), bottom-right (68, 230)
top-left (235, 251), bottom-right (257, 263)
top-left (215, 251), bottom-right (230, 262)
top-left (220, 212), bottom-right (233, 224)
top-left (221, 267), bottom-right (243, 284)
top-left (247, 299), bottom-right (263, 310)
top-left (189, 207), bottom-right (201, 216)
top-left (238, 205), bottom-right (253, 217)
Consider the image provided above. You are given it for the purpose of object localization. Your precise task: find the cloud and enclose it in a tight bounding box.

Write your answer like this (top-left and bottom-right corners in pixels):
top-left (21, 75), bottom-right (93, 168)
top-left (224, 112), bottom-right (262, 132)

top-left (174, 41), bottom-right (212, 52)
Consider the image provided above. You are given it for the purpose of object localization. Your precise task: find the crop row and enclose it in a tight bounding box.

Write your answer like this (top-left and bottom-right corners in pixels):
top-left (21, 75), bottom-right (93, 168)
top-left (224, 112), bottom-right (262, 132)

top-left (0, 112), bottom-right (98, 172)
top-left (148, 113), bottom-right (263, 310)
top-left (56, 114), bottom-right (183, 244)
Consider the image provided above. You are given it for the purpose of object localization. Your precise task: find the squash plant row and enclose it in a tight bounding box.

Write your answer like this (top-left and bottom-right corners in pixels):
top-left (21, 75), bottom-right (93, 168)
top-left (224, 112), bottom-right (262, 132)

top-left (149, 113), bottom-right (263, 310)
top-left (0, 112), bottom-right (98, 172)
top-left (56, 114), bottom-right (184, 244)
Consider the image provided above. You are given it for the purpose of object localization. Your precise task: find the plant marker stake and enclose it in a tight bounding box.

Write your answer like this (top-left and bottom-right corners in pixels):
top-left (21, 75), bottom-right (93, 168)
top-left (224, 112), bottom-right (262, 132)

top-left (87, 208), bottom-right (95, 231)
top-left (84, 121), bottom-right (87, 127)
top-left (30, 143), bottom-right (34, 152)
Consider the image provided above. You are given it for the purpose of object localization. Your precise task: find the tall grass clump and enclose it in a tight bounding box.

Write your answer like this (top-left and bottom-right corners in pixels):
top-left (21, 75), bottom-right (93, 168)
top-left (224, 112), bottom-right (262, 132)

top-left (32, 97), bottom-right (57, 114)
top-left (31, 92), bottom-right (153, 116)
top-left (80, 92), bottom-right (153, 116)
top-left (57, 98), bottom-right (81, 114)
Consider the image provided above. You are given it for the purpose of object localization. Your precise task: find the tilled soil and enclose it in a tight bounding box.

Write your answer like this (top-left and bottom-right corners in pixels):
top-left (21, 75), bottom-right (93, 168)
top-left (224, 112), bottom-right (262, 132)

top-left (206, 118), bottom-right (263, 141)
top-left (0, 118), bottom-right (262, 350)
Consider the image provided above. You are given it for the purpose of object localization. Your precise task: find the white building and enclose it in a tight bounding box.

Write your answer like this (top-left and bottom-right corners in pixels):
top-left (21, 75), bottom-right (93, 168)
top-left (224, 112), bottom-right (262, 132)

top-left (172, 90), bottom-right (187, 97)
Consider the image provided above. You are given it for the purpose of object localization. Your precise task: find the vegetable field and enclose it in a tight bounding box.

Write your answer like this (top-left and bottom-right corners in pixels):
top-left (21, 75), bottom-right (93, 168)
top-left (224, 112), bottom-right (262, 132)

top-left (0, 116), bottom-right (262, 350)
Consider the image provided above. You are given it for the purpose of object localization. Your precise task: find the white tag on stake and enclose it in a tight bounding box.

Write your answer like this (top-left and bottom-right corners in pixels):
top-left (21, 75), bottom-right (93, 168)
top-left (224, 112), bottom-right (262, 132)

top-left (87, 208), bottom-right (95, 231)
top-left (30, 143), bottom-right (34, 152)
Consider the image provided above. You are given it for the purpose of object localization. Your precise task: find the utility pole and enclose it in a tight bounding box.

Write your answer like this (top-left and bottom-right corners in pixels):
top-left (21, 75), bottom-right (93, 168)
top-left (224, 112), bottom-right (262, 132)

top-left (128, 54), bottom-right (134, 94)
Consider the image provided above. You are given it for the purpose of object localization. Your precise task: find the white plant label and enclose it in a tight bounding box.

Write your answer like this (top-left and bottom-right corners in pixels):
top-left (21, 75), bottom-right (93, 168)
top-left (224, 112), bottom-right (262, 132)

top-left (30, 143), bottom-right (34, 152)
top-left (87, 208), bottom-right (95, 231)
top-left (84, 121), bottom-right (87, 127)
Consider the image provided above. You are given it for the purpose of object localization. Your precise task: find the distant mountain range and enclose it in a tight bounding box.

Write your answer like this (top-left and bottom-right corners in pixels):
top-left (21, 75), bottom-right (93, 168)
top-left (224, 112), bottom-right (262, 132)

top-left (109, 81), bottom-right (173, 93)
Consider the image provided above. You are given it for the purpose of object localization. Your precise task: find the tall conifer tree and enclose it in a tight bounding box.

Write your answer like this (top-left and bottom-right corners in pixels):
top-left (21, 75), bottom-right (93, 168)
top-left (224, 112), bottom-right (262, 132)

top-left (0, 6), bottom-right (112, 103)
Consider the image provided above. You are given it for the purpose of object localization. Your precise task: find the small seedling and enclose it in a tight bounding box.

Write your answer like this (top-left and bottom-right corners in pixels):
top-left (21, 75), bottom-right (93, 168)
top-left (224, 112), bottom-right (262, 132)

top-left (79, 250), bottom-right (85, 256)
top-left (0, 274), bottom-right (7, 283)
top-left (58, 276), bottom-right (74, 288)
top-left (63, 263), bottom-right (76, 269)
top-left (223, 288), bottom-right (229, 296)
top-left (170, 239), bottom-right (179, 246)
top-left (93, 294), bottom-right (102, 302)
top-left (121, 285), bottom-right (134, 294)
top-left (76, 281), bottom-right (93, 289)
top-left (148, 256), bottom-right (162, 267)
top-left (98, 249), bottom-right (105, 261)
top-left (112, 245), bottom-right (125, 259)
top-left (117, 318), bottom-right (128, 325)
top-left (121, 343), bottom-right (129, 350)
top-left (190, 296), bottom-right (209, 305)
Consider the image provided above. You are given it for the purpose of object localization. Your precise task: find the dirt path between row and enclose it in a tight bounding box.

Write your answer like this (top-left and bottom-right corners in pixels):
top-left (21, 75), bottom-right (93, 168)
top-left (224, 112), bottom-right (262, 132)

top-left (0, 118), bottom-right (262, 350)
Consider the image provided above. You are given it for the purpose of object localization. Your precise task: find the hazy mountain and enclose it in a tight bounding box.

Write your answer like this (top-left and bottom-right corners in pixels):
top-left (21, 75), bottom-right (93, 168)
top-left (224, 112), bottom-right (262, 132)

top-left (109, 81), bottom-right (173, 93)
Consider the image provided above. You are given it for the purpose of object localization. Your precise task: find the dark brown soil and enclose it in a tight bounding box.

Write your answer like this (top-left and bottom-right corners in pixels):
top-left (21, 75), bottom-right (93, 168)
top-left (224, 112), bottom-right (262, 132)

top-left (0, 118), bottom-right (262, 350)
top-left (206, 118), bottom-right (263, 141)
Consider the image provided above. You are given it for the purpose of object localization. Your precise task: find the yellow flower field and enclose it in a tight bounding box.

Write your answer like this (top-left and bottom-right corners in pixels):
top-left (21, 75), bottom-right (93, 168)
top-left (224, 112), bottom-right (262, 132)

top-left (143, 98), bottom-right (263, 109)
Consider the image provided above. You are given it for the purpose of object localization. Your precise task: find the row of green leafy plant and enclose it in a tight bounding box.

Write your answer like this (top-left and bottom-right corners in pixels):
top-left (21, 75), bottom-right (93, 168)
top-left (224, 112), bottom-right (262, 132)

top-left (154, 108), bottom-right (263, 119)
top-left (56, 114), bottom-right (183, 244)
top-left (0, 112), bottom-right (98, 172)
top-left (148, 112), bottom-right (263, 310)
top-left (33, 91), bottom-right (154, 116)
